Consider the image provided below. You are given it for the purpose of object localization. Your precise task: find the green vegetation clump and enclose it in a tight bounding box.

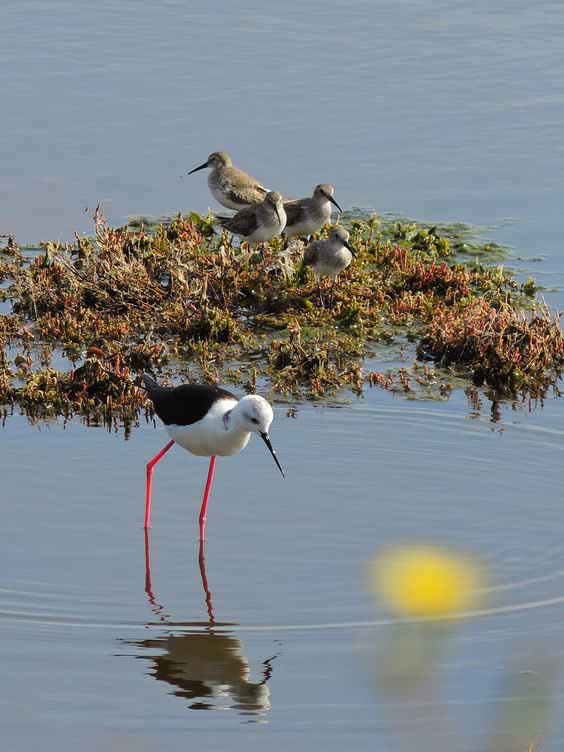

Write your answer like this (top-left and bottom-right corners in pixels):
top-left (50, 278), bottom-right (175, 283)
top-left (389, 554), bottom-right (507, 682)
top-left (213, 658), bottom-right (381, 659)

top-left (0, 208), bottom-right (561, 425)
top-left (418, 299), bottom-right (564, 397)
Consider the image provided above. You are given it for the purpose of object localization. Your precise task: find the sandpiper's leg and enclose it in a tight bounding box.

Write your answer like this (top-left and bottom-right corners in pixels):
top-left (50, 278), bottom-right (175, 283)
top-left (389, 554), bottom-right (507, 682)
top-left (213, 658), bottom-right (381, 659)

top-left (328, 277), bottom-right (337, 308)
top-left (198, 539), bottom-right (215, 624)
top-left (145, 440), bottom-right (175, 528)
top-left (198, 456), bottom-right (217, 542)
top-left (316, 278), bottom-right (324, 308)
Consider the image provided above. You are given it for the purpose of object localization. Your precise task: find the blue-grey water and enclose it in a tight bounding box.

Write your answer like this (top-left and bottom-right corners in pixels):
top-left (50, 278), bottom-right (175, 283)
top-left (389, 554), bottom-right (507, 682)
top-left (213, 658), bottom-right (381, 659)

top-left (2, 1), bottom-right (564, 750)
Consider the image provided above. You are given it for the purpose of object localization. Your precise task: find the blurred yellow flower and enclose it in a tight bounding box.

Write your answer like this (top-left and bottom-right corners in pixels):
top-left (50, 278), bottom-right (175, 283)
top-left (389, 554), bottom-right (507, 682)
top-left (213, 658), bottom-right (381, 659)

top-left (371, 545), bottom-right (484, 618)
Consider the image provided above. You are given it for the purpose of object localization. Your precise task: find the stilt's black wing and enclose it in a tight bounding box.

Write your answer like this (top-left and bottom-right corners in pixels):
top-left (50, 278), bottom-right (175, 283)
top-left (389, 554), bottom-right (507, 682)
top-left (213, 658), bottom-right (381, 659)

top-left (142, 375), bottom-right (237, 426)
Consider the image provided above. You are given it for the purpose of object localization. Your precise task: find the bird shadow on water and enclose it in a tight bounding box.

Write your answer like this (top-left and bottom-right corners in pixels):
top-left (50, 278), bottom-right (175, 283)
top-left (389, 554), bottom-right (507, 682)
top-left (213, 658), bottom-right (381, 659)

top-left (121, 532), bottom-right (278, 717)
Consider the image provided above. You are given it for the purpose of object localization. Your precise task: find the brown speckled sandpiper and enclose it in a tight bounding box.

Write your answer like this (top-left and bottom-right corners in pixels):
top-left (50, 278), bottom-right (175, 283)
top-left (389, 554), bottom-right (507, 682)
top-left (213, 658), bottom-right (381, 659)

top-left (284, 184), bottom-right (342, 239)
top-left (303, 226), bottom-right (356, 306)
top-left (215, 192), bottom-right (287, 245)
top-left (188, 151), bottom-right (268, 210)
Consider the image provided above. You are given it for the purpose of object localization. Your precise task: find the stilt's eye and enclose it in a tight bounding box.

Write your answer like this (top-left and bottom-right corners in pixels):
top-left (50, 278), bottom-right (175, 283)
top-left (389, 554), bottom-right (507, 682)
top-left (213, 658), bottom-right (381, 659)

top-left (250, 418), bottom-right (259, 424)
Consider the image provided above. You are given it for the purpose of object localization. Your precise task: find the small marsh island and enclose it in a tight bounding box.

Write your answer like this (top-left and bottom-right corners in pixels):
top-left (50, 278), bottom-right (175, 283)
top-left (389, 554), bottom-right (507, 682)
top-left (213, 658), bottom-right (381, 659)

top-left (1, 210), bottom-right (562, 428)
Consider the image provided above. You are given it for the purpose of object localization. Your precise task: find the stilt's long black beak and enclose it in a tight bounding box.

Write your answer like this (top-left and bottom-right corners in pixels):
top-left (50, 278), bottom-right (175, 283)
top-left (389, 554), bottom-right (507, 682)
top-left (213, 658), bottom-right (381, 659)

top-left (260, 432), bottom-right (285, 478)
top-left (344, 239), bottom-right (357, 256)
top-left (328, 195), bottom-right (343, 213)
top-left (188, 160), bottom-right (209, 175)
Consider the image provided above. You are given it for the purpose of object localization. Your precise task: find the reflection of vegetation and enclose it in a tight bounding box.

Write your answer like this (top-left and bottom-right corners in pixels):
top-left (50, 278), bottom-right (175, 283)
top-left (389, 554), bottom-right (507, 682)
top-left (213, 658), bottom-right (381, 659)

top-left (1, 209), bottom-right (562, 426)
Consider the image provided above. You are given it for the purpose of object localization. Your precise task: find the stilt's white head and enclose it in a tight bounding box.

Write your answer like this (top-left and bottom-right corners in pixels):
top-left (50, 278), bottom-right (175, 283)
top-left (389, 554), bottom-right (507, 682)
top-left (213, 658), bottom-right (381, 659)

top-left (234, 395), bottom-right (284, 477)
top-left (236, 395), bottom-right (274, 434)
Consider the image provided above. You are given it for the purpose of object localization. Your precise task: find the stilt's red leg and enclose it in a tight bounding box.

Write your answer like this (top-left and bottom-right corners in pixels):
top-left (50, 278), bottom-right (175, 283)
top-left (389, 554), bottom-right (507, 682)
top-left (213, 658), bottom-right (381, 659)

top-left (198, 456), bottom-right (216, 542)
top-left (145, 440), bottom-right (175, 528)
top-left (198, 540), bottom-right (215, 625)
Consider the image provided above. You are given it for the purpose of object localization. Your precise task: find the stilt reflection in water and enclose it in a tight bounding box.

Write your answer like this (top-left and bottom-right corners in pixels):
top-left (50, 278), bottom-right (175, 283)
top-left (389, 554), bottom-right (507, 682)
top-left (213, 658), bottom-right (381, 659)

top-left (132, 533), bottom-right (277, 714)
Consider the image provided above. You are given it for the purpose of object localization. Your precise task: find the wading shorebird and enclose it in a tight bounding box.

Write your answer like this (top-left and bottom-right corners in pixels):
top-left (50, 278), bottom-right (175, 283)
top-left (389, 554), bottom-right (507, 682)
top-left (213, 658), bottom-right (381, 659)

top-left (303, 226), bottom-right (357, 307)
top-left (142, 375), bottom-right (284, 540)
top-left (188, 151), bottom-right (268, 211)
top-left (283, 184), bottom-right (342, 239)
top-left (215, 191), bottom-right (286, 245)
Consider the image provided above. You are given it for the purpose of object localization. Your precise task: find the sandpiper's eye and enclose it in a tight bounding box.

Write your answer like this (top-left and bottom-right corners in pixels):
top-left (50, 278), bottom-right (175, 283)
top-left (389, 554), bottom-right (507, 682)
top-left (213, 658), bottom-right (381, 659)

top-left (250, 417), bottom-right (259, 424)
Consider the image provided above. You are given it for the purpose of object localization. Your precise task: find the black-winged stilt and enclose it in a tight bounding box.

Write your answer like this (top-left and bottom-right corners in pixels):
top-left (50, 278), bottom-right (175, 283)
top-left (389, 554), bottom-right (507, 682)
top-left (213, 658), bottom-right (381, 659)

top-left (142, 375), bottom-right (284, 540)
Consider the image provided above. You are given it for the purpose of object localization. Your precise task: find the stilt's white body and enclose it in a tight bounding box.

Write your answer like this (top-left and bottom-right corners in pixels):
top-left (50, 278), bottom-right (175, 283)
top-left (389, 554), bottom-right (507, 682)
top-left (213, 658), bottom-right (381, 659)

top-left (166, 398), bottom-right (252, 457)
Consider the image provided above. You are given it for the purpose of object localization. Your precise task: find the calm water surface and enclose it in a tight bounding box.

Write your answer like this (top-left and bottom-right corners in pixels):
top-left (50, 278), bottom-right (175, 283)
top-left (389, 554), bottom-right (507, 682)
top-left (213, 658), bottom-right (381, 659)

top-left (2, 1), bottom-right (564, 750)
top-left (3, 392), bottom-right (564, 750)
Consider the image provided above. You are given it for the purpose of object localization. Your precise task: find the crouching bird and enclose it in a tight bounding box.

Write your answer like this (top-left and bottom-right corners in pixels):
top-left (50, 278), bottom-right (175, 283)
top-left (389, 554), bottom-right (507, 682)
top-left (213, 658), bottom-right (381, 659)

top-left (303, 226), bottom-right (356, 306)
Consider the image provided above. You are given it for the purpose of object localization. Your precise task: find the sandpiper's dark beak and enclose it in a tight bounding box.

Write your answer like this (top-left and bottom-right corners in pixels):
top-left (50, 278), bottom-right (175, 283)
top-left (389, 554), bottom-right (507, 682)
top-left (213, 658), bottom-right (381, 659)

top-left (260, 432), bottom-right (285, 478)
top-left (328, 194), bottom-right (343, 213)
top-left (344, 239), bottom-right (357, 257)
top-left (188, 160), bottom-right (209, 175)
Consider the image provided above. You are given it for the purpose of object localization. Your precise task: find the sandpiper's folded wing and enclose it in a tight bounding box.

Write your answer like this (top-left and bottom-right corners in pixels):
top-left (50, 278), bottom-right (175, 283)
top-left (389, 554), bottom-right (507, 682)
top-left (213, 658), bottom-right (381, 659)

top-left (143, 375), bottom-right (237, 426)
top-left (222, 169), bottom-right (268, 208)
top-left (303, 240), bottom-right (322, 267)
top-left (283, 199), bottom-right (310, 229)
top-left (215, 205), bottom-right (259, 238)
